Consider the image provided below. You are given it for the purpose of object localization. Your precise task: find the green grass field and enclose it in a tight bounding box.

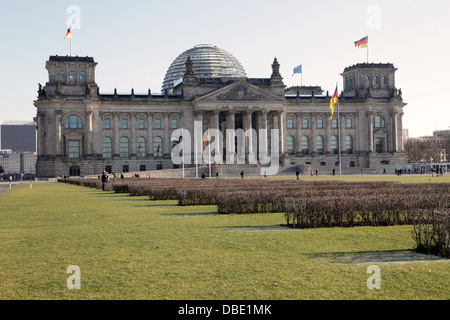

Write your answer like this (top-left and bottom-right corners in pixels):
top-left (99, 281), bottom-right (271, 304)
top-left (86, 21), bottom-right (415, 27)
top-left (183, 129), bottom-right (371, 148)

top-left (0, 176), bottom-right (449, 300)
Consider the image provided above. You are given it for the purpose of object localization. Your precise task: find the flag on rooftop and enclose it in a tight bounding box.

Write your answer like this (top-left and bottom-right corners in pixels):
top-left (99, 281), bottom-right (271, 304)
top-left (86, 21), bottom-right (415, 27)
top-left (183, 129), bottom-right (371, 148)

top-left (64, 28), bottom-right (72, 39)
top-left (354, 36), bottom-right (368, 49)
top-left (292, 64), bottom-right (302, 76)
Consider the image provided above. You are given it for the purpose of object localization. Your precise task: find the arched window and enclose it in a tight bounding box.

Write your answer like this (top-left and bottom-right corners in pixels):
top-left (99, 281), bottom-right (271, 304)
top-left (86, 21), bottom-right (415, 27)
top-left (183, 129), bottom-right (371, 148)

top-left (373, 115), bottom-right (385, 128)
top-left (79, 71), bottom-right (86, 82)
top-left (102, 137), bottom-right (112, 158)
top-left (301, 136), bottom-right (309, 155)
top-left (345, 136), bottom-right (353, 154)
top-left (119, 137), bottom-right (129, 158)
top-left (137, 137), bottom-right (146, 158)
top-left (65, 115), bottom-right (82, 129)
top-left (69, 71), bottom-right (76, 81)
top-left (365, 76), bottom-right (370, 86)
top-left (286, 136), bottom-right (295, 155)
top-left (381, 76), bottom-right (386, 86)
top-left (154, 137), bottom-right (163, 157)
top-left (316, 136), bottom-right (324, 154)
top-left (331, 135), bottom-right (338, 155)
top-left (59, 70), bottom-right (66, 82)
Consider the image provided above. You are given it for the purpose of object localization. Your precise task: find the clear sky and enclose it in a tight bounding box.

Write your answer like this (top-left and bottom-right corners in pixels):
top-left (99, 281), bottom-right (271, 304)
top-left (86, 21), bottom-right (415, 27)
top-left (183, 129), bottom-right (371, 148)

top-left (0, 0), bottom-right (449, 138)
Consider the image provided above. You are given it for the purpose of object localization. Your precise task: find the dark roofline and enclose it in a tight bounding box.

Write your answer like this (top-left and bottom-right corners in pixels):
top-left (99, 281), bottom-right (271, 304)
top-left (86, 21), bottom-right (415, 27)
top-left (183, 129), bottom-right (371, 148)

top-left (343, 62), bottom-right (395, 73)
top-left (49, 55), bottom-right (95, 63)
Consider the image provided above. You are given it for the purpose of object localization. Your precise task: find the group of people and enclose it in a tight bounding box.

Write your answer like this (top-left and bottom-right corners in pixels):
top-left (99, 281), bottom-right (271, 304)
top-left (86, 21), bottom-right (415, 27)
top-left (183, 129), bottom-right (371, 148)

top-left (431, 166), bottom-right (445, 177)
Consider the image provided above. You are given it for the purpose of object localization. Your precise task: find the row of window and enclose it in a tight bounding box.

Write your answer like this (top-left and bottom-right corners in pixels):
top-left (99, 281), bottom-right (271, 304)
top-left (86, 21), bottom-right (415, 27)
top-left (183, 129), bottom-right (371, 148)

top-left (64, 115), bottom-right (386, 131)
top-left (104, 118), bottom-right (178, 130)
top-left (287, 118), bottom-right (353, 130)
top-left (68, 135), bottom-right (386, 159)
top-left (59, 70), bottom-right (86, 82)
top-left (344, 75), bottom-right (387, 89)
top-left (68, 136), bottom-right (180, 159)
top-left (285, 135), bottom-right (354, 155)
top-left (63, 115), bottom-right (180, 130)
top-left (286, 116), bottom-right (386, 130)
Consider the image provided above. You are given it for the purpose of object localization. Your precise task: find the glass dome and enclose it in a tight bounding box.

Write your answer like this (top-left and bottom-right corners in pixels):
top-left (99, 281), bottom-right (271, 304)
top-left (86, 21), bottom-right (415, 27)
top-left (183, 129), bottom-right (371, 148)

top-left (162, 44), bottom-right (247, 92)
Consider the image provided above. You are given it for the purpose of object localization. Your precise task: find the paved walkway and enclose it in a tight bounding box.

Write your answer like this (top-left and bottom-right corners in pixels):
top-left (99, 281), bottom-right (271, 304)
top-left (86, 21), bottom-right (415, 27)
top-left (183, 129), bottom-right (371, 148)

top-left (0, 183), bottom-right (14, 196)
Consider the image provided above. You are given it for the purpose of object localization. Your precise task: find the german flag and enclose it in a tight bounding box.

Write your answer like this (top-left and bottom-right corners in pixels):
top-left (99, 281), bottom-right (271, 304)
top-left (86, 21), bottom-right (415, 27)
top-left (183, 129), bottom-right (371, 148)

top-left (329, 87), bottom-right (338, 120)
top-left (354, 36), bottom-right (368, 49)
top-left (204, 131), bottom-right (210, 148)
top-left (64, 28), bottom-right (72, 39)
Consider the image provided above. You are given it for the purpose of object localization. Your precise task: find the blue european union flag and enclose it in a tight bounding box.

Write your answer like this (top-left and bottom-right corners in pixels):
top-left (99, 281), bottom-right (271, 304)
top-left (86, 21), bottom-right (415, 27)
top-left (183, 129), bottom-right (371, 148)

top-left (293, 64), bottom-right (302, 76)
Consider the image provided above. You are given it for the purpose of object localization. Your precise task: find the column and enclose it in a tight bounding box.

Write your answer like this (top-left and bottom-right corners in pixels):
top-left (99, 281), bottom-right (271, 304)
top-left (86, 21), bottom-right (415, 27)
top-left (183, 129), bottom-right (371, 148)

top-left (130, 113), bottom-right (136, 157)
top-left (163, 113), bottom-right (170, 157)
top-left (393, 111), bottom-right (398, 152)
top-left (311, 114), bottom-right (316, 154)
top-left (113, 113), bottom-right (119, 157)
top-left (260, 110), bottom-right (268, 157)
top-left (277, 110), bottom-right (285, 154)
top-left (86, 110), bottom-right (93, 156)
top-left (340, 114), bottom-right (346, 154)
top-left (195, 111), bottom-right (204, 166)
top-left (296, 113), bottom-right (302, 155)
top-left (147, 113), bottom-right (153, 158)
top-left (369, 113), bottom-right (374, 152)
top-left (226, 110), bottom-right (235, 162)
top-left (38, 111), bottom-right (46, 156)
top-left (213, 110), bottom-right (220, 158)
top-left (55, 110), bottom-right (62, 156)
top-left (246, 110), bottom-right (253, 159)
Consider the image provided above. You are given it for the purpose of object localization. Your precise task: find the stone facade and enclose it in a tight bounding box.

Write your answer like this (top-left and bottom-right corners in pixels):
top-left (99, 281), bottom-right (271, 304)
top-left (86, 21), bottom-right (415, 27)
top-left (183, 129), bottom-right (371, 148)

top-left (33, 52), bottom-right (407, 177)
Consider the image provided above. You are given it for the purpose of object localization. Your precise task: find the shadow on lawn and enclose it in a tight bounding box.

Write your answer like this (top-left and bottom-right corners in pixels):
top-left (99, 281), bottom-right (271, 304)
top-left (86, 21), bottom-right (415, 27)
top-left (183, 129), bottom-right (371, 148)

top-left (163, 212), bottom-right (222, 217)
top-left (309, 250), bottom-right (450, 264)
top-left (215, 224), bottom-right (296, 232)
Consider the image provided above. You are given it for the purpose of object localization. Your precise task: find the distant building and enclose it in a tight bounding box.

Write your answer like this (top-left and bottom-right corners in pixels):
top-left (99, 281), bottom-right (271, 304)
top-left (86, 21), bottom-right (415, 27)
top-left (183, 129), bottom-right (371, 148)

top-left (33, 45), bottom-right (408, 177)
top-left (0, 121), bottom-right (36, 153)
top-left (0, 149), bottom-right (37, 175)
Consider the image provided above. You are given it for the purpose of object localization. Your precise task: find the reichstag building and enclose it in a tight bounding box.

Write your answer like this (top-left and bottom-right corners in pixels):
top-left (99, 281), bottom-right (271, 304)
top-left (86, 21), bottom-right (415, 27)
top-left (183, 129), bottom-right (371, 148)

top-left (34, 44), bottom-right (407, 177)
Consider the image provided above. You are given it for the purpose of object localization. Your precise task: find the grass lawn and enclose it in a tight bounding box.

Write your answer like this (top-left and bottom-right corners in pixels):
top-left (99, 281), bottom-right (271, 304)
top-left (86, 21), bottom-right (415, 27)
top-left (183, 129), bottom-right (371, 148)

top-left (0, 177), bottom-right (449, 300)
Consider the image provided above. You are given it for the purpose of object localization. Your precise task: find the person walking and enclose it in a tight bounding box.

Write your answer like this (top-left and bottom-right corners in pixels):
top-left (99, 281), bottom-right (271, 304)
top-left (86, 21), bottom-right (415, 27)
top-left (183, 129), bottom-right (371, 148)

top-left (240, 171), bottom-right (244, 179)
top-left (101, 171), bottom-right (108, 191)
top-left (296, 169), bottom-right (300, 180)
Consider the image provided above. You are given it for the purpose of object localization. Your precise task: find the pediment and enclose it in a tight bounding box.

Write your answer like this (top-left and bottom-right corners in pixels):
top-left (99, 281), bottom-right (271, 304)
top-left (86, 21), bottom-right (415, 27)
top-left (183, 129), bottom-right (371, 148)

top-left (195, 81), bottom-right (284, 103)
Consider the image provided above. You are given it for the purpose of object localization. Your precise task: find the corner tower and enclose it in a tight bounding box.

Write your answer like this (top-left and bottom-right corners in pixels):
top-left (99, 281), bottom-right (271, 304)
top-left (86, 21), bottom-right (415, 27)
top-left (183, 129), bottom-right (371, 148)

top-left (341, 63), bottom-right (400, 100)
top-left (42, 55), bottom-right (98, 98)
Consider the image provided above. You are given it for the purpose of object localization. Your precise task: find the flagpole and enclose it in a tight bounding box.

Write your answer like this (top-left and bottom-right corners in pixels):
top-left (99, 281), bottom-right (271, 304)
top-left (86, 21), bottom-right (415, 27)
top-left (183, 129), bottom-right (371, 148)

top-left (337, 82), bottom-right (342, 175)
top-left (182, 128), bottom-right (185, 178)
top-left (209, 141), bottom-right (212, 178)
top-left (195, 137), bottom-right (198, 178)
top-left (366, 34), bottom-right (369, 63)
